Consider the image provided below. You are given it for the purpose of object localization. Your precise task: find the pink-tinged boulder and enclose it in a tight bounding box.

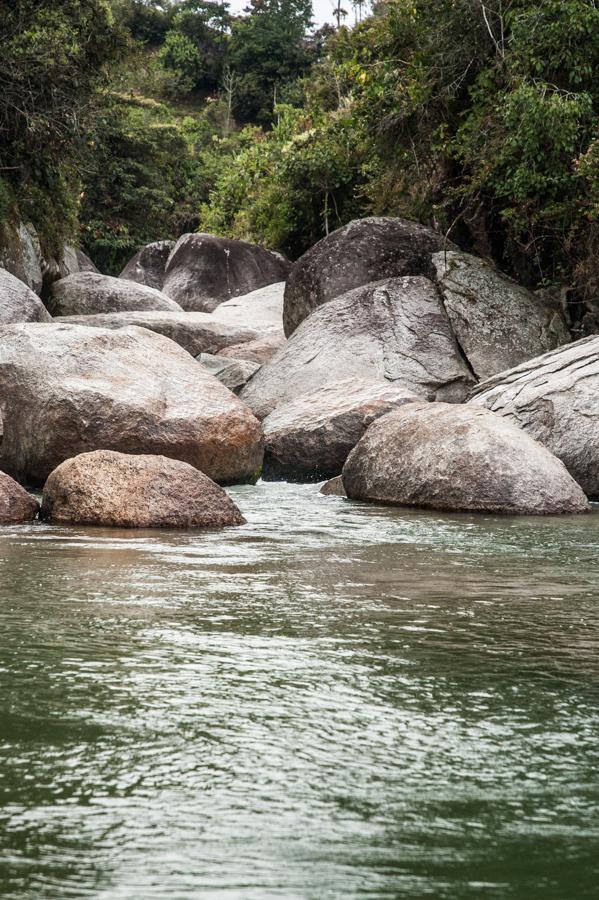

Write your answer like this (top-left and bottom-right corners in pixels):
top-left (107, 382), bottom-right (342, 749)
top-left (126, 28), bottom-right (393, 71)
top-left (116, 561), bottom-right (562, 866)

top-left (162, 234), bottom-right (291, 312)
top-left (0, 323), bottom-right (263, 486)
top-left (262, 378), bottom-right (419, 480)
top-left (342, 402), bottom-right (589, 515)
top-left (217, 330), bottom-right (285, 365)
top-left (41, 451), bottom-right (245, 529)
top-left (0, 470), bottom-right (39, 524)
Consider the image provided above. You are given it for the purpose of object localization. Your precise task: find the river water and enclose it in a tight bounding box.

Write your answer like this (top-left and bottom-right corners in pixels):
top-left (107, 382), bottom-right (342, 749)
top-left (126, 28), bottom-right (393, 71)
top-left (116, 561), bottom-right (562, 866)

top-left (0, 482), bottom-right (598, 899)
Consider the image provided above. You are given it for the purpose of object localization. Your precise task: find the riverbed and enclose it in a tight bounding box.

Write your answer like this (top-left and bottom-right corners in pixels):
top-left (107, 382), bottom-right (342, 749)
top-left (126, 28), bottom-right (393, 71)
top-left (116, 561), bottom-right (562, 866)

top-left (1, 482), bottom-right (598, 899)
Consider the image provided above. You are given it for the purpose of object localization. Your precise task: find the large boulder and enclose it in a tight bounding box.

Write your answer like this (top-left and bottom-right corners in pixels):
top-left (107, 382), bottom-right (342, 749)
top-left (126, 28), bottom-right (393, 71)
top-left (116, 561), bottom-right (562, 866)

top-left (241, 277), bottom-right (475, 420)
top-left (41, 451), bottom-right (245, 529)
top-left (0, 268), bottom-right (51, 323)
top-left (49, 272), bottom-right (182, 316)
top-left (262, 378), bottom-right (419, 480)
top-left (61, 246), bottom-right (99, 277)
top-left (0, 323), bottom-right (263, 486)
top-left (342, 402), bottom-right (589, 515)
top-left (430, 251), bottom-right (570, 380)
top-left (469, 336), bottom-right (599, 498)
top-left (59, 310), bottom-right (260, 357)
top-left (283, 217), bottom-right (452, 336)
top-left (0, 470), bottom-right (39, 524)
top-left (119, 240), bottom-right (176, 291)
top-left (162, 233), bottom-right (291, 312)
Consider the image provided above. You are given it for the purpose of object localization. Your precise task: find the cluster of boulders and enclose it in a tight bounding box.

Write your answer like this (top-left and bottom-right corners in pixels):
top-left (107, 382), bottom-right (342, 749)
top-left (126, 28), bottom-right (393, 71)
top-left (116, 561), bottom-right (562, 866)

top-left (0, 217), bottom-right (597, 528)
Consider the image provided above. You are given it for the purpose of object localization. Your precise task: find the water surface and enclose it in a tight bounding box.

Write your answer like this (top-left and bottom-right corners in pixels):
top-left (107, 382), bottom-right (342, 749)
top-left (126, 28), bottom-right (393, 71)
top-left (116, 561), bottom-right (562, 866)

top-left (1, 482), bottom-right (598, 899)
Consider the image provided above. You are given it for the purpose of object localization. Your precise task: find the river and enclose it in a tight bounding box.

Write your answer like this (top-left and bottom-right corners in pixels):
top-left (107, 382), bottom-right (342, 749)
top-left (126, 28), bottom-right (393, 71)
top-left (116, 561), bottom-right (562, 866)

top-left (1, 482), bottom-right (598, 899)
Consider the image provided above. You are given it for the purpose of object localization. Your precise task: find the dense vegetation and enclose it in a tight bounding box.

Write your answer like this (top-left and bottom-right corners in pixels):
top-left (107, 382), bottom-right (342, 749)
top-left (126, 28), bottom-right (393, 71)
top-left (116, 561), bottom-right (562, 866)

top-left (1, 0), bottom-right (598, 313)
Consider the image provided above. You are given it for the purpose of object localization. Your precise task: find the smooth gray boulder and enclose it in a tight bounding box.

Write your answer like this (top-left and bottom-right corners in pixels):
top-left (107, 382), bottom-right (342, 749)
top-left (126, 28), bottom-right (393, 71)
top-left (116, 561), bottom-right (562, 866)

top-left (262, 378), bottom-right (419, 480)
top-left (430, 251), bottom-right (569, 380)
top-left (59, 310), bottom-right (260, 357)
top-left (0, 470), bottom-right (39, 524)
top-left (0, 323), bottom-right (264, 486)
top-left (211, 282), bottom-right (285, 330)
top-left (197, 353), bottom-right (261, 394)
top-left (41, 450), bottom-right (245, 529)
top-left (319, 476), bottom-right (346, 497)
top-left (283, 217), bottom-right (452, 336)
top-left (0, 268), bottom-right (51, 323)
top-left (49, 271), bottom-right (182, 316)
top-left (470, 336), bottom-right (599, 498)
top-left (241, 277), bottom-right (475, 420)
top-left (162, 233), bottom-right (291, 312)
top-left (342, 402), bottom-right (589, 515)
top-left (119, 240), bottom-right (176, 290)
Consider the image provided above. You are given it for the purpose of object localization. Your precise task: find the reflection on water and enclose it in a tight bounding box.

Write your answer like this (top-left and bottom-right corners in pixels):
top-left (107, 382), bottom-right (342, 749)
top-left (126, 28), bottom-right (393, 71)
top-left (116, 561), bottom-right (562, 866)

top-left (0, 482), bottom-right (598, 899)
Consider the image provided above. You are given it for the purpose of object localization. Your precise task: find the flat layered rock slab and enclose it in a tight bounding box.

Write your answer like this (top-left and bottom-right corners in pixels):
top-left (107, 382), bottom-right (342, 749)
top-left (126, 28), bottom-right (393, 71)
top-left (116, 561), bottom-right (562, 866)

top-left (49, 272), bottom-right (182, 316)
top-left (163, 234), bottom-right (291, 312)
top-left (41, 451), bottom-right (245, 529)
top-left (262, 378), bottom-right (419, 480)
top-left (283, 216), bottom-right (452, 336)
top-left (470, 336), bottom-right (599, 498)
top-left (217, 330), bottom-right (286, 365)
top-left (0, 323), bottom-right (263, 486)
top-left (0, 470), bottom-right (39, 524)
top-left (342, 402), bottom-right (589, 515)
top-left (59, 310), bottom-right (261, 357)
top-left (241, 276), bottom-right (475, 420)
top-left (0, 267), bottom-right (51, 324)
top-left (430, 251), bottom-right (570, 380)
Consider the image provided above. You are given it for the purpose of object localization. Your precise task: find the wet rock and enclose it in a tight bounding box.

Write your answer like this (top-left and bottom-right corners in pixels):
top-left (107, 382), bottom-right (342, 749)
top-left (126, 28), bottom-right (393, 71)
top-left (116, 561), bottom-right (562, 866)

top-left (0, 470), bottom-right (39, 524)
top-left (283, 217), bottom-right (451, 336)
top-left (262, 378), bottom-right (419, 480)
top-left (119, 240), bottom-right (176, 290)
top-left (216, 330), bottom-right (286, 365)
top-left (430, 251), bottom-right (570, 380)
top-left (241, 276), bottom-right (475, 420)
top-left (0, 268), bottom-right (51, 323)
top-left (319, 475), bottom-right (346, 497)
top-left (49, 272), bottom-right (182, 316)
top-left (0, 323), bottom-right (264, 485)
top-left (59, 310), bottom-right (260, 357)
top-left (342, 402), bottom-right (589, 515)
top-left (41, 450), bottom-right (245, 529)
top-left (163, 233), bottom-right (291, 312)
top-left (197, 353), bottom-right (261, 394)
top-left (469, 336), bottom-right (599, 498)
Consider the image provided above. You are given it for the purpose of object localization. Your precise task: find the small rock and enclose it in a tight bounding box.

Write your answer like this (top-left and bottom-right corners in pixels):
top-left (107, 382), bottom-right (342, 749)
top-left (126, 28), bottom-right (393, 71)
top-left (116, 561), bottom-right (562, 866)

top-left (319, 476), bottom-right (346, 497)
top-left (41, 451), bottom-right (245, 528)
top-left (342, 402), bottom-right (589, 515)
top-left (216, 330), bottom-right (286, 365)
top-left (198, 353), bottom-right (261, 393)
top-left (0, 470), bottom-right (39, 524)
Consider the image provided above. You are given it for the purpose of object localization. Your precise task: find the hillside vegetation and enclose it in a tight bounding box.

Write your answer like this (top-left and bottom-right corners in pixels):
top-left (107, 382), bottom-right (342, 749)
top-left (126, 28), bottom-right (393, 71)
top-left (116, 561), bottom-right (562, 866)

top-left (1, 0), bottom-right (598, 316)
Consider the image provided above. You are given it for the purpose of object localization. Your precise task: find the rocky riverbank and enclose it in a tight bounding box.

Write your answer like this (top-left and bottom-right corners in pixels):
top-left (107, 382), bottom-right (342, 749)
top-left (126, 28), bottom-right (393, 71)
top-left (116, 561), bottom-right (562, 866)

top-left (0, 217), bottom-right (596, 527)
